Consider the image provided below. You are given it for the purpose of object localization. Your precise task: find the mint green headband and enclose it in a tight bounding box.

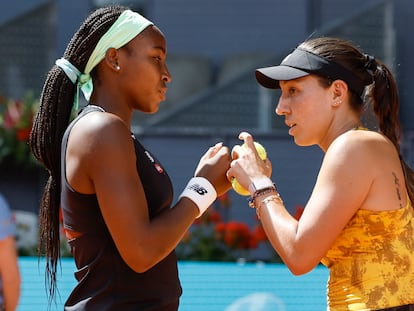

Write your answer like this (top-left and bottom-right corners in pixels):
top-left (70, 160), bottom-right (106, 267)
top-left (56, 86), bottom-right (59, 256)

top-left (55, 9), bottom-right (153, 109)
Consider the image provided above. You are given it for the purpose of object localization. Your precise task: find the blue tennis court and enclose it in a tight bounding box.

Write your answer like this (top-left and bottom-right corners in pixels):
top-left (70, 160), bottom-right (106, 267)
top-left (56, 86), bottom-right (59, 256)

top-left (17, 257), bottom-right (329, 311)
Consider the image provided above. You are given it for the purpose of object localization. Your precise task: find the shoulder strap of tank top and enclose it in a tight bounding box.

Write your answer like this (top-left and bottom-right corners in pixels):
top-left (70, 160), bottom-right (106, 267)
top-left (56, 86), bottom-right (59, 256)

top-left (60, 105), bottom-right (105, 186)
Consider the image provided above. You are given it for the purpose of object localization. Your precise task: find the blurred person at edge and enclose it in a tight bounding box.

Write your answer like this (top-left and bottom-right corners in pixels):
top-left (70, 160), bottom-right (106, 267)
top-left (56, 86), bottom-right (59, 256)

top-left (227, 37), bottom-right (414, 311)
top-left (29, 5), bottom-right (231, 311)
top-left (0, 193), bottom-right (20, 311)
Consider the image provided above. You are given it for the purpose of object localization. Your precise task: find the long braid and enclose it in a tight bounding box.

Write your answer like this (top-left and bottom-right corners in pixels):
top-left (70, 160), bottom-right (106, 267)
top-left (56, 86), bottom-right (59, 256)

top-left (29, 5), bottom-right (126, 302)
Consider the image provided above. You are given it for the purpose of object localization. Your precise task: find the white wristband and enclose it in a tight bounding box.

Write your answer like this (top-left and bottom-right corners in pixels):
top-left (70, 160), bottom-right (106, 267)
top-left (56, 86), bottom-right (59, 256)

top-left (248, 177), bottom-right (275, 197)
top-left (179, 177), bottom-right (217, 218)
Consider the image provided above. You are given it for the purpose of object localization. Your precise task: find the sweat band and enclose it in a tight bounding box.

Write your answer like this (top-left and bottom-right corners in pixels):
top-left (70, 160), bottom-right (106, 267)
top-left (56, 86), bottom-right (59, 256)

top-left (55, 9), bottom-right (153, 109)
top-left (179, 177), bottom-right (217, 218)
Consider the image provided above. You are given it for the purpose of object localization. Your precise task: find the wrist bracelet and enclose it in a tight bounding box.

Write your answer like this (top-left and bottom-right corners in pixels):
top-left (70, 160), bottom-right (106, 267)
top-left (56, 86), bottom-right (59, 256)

top-left (179, 177), bottom-right (217, 218)
top-left (256, 193), bottom-right (284, 219)
top-left (248, 185), bottom-right (277, 209)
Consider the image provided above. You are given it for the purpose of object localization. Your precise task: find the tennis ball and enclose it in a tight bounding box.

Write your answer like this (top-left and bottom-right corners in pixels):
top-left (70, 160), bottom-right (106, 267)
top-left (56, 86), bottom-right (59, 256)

top-left (232, 142), bottom-right (267, 196)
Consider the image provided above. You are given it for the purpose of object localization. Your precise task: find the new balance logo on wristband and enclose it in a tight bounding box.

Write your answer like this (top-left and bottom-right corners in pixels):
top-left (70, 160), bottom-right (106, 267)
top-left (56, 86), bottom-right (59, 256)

top-left (188, 184), bottom-right (208, 195)
top-left (179, 177), bottom-right (217, 218)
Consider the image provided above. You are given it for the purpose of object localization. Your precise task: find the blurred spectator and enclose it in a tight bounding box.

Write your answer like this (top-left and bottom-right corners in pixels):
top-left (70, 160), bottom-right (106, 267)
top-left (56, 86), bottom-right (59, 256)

top-left (0, 193), bottom-right (20, 311)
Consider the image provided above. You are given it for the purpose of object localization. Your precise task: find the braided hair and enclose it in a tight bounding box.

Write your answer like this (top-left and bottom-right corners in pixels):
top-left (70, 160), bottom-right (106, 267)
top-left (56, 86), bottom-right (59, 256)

top-left (29, 5), bottom-right (126, 302)
top-left (299, 37), bottom-right (414, 204)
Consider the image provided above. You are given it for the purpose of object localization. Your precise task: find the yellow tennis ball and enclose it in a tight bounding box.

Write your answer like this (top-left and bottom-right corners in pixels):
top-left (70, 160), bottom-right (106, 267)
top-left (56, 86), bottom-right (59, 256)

top-left (232, 178), bottom-right (251, 196)
top-left (232, 142), bottom-right (267, 196)
top-left (251, 141), bottom-right (267, 160)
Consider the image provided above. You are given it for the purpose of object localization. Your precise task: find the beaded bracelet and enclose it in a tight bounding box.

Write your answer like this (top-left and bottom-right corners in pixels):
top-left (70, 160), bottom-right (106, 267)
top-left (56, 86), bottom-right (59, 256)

top-left (248, 185), bottom-right (277, 209)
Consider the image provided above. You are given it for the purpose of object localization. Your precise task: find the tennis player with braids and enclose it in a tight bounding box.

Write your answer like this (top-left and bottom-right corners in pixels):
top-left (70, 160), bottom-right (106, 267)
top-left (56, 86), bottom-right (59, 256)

top-left (29, 6), bottom-right (230, 310)
top-left (228, 37), bottom-right (414, 310)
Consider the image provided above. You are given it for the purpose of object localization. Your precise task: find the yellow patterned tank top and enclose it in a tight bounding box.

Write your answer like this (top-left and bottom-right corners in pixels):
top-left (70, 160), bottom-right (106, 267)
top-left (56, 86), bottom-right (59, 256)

top-left (321, 198), bottom-right (414, 310)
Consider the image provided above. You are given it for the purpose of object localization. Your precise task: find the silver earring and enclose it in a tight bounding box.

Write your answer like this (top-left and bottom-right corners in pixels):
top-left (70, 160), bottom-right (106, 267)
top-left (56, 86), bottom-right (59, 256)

top-left (115, 65), bottom-right (120, 71)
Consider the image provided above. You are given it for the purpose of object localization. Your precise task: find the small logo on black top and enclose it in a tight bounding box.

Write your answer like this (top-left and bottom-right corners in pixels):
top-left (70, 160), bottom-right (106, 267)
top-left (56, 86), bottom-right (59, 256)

top-left (144, 150), bottom-right (164, 174)
top-left (189, 184), bottom-right (208, 195)
top-left (144, 151), bottom-right (155, 163)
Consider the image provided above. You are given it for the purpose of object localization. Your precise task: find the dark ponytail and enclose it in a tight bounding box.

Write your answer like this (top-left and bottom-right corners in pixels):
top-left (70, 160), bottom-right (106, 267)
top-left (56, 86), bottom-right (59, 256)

top-left (29, 5), bottom-right (125, 302)
top-left (368, 60), bottom-right (414, 204)
top-left (369, 60), bottom-right (400, 148)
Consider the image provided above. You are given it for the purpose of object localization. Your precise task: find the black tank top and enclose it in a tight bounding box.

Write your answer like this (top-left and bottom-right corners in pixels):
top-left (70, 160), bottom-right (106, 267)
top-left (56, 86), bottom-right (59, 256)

top-left (61, 106), bottom-right (182, 310)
